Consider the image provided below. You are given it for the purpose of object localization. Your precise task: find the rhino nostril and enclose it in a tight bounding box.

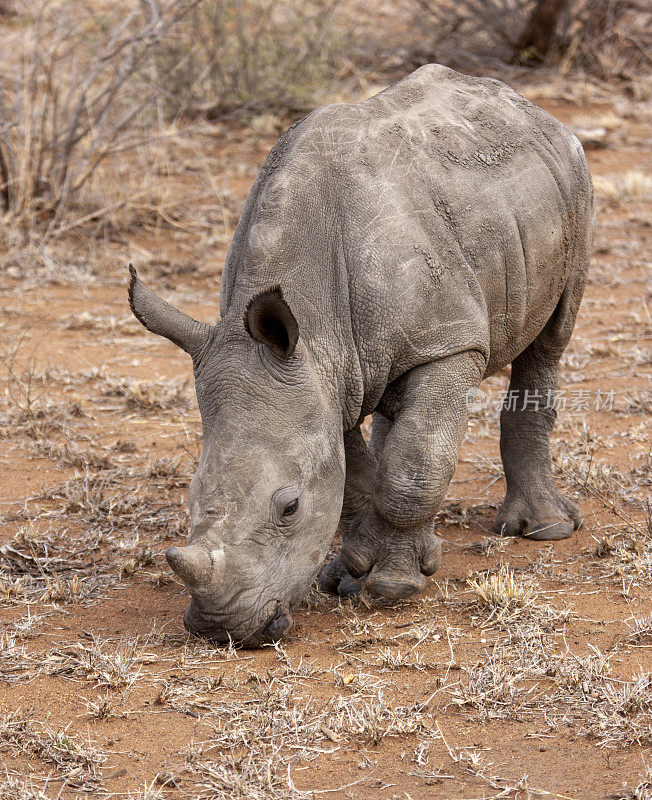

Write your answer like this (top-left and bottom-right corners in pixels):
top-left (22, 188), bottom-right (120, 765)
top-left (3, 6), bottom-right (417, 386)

top-left (182, 599), bottom-right (293, 647)
top-left (183, 601), bottom-right (205, 634)
top-left (262, 609), bottom-right (293, 642)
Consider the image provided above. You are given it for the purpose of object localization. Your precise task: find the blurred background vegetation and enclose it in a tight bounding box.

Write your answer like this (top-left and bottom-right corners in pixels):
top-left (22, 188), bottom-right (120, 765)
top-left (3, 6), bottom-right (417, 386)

top-left (0, 0), bottom-right (649, 239)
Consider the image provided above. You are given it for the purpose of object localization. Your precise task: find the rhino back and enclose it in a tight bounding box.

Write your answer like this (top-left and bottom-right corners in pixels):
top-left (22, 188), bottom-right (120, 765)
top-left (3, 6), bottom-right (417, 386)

top-left (221, 64), bottom-right (594, 409)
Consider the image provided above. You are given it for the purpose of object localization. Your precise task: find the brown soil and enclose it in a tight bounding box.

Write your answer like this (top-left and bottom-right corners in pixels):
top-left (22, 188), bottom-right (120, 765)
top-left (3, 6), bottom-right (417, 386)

top-left (0, 86), bottom-right (650, 800)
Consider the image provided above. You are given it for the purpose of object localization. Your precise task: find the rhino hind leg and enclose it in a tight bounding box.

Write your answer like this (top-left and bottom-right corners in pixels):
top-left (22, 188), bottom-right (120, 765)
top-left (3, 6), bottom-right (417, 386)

top-left (319, 426), bottom-right (376, 596)
top-left (369, 412), bottom-right (392, 459)
top-left (495, 281), bottom-right (585, 541)
top-left (320, 414), bottom-right (395, 597)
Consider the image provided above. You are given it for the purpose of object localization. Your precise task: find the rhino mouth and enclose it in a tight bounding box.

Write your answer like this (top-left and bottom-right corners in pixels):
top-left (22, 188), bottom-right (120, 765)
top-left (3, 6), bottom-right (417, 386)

top-left (183, 600), bottom-right (294, 648)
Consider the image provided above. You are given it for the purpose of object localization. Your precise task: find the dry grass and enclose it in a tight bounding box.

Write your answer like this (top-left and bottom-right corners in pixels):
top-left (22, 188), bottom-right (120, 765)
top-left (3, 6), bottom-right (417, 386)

top-left (593, 171), bottom-right (652, 203)
top-left (467, 562), bottom-right (537, 623)
top-left (588, 671), bottom-right (652, 748)
top-left (47, 635), bottom-right (145, 691)
top-left (0, 771), bottom-right (58, 800)
top-left (623, 764), bottom-right (652, 800)
top-left (0, 632), bottom-right (39, 685)
top-left (189, 750), bottom-right (368, 800)
top-left (0, 710), bottom-right (106, 790)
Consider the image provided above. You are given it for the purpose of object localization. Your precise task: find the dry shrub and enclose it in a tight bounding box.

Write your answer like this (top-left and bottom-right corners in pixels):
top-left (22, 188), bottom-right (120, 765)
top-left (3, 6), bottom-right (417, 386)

top-left (411, 0), bottom-right (533, 57)
top-left (410, 0), bottom-right (651, 79)
top-left (156, 0), bottom-right (352, 120)
top-left (0, 0), bottom-right (354, 241)
top-left (0, 0), bottom-right (193, 236)
top-left (560, 0), bottom-right (651, 79)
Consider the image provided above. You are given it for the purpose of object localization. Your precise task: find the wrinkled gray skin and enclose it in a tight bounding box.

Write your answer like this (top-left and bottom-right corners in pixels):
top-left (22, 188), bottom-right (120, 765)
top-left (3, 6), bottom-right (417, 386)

top-left (128, 64), bottom-right (594, 646)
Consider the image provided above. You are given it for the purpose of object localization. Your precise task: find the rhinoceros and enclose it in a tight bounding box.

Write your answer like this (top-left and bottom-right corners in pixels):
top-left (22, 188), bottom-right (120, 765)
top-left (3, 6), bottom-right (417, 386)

top-left (128, 64), bottom-right (594, 646)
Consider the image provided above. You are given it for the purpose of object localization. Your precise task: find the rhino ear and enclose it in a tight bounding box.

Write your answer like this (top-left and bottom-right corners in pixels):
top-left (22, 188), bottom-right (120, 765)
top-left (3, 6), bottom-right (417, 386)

top-left (244, 285), bottom-right (299, 358)
top-left (128, 265), bottom-right (213, 360)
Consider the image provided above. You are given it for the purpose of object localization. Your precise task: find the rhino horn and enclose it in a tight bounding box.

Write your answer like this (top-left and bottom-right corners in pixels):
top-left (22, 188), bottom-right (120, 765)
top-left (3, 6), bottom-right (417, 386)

top-left (165, 544), bottom-right (224, 587)
top-left (128, 265), bottom-right (213, 361)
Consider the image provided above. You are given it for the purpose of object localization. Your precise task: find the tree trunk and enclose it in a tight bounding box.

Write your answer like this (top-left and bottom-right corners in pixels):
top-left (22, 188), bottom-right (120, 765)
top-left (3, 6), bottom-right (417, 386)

top-left (514, 0), bottom-right (567, 60)
top-left (0, 145), bottom-right (10, 213)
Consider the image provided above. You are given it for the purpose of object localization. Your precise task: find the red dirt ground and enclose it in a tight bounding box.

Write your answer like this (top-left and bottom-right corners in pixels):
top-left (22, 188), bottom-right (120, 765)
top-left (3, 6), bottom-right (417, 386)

top-left (0, 91), bottom-right (650, 800)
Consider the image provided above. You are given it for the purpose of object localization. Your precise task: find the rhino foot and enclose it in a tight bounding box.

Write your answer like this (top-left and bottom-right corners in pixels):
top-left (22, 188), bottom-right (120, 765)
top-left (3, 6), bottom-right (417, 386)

top-left (339, 508), bottom-right (442, 600)
top-left (494, 489), bottom-right (582, 541)
top-left (319, 554), bottom-right (364, 597)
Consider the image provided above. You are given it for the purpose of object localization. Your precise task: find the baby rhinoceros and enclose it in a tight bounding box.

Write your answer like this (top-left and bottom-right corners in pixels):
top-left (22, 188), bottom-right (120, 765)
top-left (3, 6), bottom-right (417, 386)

top-left (128, 64), bottom-right (594, 646)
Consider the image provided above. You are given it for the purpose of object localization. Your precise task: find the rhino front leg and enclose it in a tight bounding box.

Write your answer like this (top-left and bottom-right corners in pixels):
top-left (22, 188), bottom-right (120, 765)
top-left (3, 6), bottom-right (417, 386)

top-left (340, 351), bottom-right (485, 600)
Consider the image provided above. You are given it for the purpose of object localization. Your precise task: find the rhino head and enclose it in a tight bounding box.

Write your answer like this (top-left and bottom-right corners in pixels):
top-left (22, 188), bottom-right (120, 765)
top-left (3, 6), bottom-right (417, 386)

top-left (128, 267), bottom-right (344, 646)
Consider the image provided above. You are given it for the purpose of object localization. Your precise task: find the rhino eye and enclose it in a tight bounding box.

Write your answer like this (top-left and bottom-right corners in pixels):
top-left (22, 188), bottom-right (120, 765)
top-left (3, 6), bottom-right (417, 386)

top-left (282, 499), bottom-right (299, 517)
top-left (272, 488), bottom-right (302, 525)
